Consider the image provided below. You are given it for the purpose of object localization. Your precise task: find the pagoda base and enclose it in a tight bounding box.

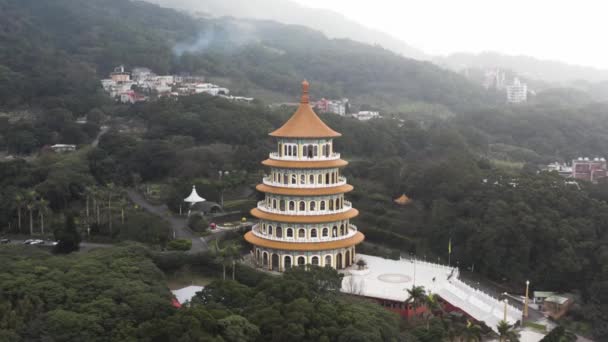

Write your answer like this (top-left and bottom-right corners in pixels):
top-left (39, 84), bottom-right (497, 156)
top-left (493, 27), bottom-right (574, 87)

top-left (251, 245), bottom-right (357, 272)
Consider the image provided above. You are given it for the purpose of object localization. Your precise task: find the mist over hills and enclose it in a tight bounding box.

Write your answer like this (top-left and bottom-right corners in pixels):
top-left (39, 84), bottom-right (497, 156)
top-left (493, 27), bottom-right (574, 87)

top-left (436, 51), bottom-right (608, 84)
top-left (141, 0), bottom-right (429, 61)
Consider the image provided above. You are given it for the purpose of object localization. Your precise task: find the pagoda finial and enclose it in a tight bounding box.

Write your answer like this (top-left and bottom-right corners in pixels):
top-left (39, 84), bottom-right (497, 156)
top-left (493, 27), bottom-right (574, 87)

top-left (300, 79), bottom-right (309, 104)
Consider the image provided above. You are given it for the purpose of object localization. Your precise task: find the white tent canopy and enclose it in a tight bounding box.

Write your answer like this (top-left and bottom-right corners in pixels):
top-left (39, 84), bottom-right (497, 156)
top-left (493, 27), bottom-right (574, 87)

top-left (184, 185), bottom-right (205, 204)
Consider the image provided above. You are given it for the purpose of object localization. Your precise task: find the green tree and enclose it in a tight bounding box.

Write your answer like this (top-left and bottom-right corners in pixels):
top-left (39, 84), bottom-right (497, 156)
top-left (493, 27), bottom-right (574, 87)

top-left (54, 214), bottom-right (81, 254)
top-left (497, 320), bottom-right (520, 342)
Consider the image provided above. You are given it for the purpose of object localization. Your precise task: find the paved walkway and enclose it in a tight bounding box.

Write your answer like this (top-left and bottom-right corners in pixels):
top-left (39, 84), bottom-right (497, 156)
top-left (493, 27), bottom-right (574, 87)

top-left (126, 190), bottom-right (208, 253)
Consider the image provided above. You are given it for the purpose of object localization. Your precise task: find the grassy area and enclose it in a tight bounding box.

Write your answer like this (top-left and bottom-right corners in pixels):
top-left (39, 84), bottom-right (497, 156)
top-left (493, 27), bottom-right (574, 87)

top-left (491, 159), bottom-right (525, 172)
top-left (523, 321), bottom-right (547, 332)
top-left (559, 317), bottom-right (593, 337)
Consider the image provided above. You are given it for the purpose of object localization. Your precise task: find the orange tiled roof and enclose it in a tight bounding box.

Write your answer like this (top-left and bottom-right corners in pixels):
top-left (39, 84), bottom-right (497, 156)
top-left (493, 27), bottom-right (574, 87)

top-left (244, 231), bottom-right (364, 251)
top-left (250, 208), bottom-right (359, 223)
top-left (256, 183), bottom-right (354, 196)
top-left (393, 194), bottom-right (412, 205)
top-left (269, 81), bottom-right (341, 138)
top-left (262, 158), bottom-right (348, 169)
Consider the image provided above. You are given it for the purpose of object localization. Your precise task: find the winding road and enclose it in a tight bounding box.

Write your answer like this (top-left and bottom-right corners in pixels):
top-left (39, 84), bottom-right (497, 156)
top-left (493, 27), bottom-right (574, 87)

top-left (126, 190), bottom-right (208, 253)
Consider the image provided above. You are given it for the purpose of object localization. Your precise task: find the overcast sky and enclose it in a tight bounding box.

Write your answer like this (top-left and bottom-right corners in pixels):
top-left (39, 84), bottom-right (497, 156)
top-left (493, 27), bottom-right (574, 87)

top-left (292, 0), bottom-right (607, 69)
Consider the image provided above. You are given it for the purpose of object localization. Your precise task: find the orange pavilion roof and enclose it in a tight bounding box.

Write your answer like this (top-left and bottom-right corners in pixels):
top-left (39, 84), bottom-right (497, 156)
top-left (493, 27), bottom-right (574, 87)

top-left (250, 208), bottom-right (359, 223)
top-left (256, 183), bottom-right (354, 196)
top-left (244, 231), bottom-right (364, 251)
top-left (269, 80), bottom-right (342, 138)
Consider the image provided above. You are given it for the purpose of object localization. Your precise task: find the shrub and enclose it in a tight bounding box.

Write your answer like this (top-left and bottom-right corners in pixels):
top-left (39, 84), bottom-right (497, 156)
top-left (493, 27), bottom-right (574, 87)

top-left (167, 239), bottom-right (192, 251)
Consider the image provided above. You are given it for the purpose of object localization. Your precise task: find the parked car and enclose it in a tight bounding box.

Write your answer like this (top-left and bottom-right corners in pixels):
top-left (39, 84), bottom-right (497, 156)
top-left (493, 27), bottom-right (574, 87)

top-left (30, 239), bottom-right (44, 245)
top-left (23, 239), bottom-right (34, 245)
top-left (0, 238), bottom-right (10, 244)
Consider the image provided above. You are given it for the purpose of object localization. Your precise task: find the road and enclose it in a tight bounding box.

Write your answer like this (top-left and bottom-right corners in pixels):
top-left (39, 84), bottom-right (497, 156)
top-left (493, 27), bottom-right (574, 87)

top-left (91, 125), bottom-right (109, 147)
top-left (126, 190), bottom-right (208, 253)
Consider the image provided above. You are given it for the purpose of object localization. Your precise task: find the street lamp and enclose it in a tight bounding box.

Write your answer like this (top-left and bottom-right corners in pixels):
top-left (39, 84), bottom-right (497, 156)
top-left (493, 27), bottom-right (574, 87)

top-left (503, 299), bottom-right (508, 322)
top-left (524, 280), bottom-right (530, 319)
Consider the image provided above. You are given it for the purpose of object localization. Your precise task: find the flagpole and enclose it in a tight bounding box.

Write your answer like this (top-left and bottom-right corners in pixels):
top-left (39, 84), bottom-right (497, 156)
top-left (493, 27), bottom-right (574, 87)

top-left (448, 237), bottom-right (452, 267)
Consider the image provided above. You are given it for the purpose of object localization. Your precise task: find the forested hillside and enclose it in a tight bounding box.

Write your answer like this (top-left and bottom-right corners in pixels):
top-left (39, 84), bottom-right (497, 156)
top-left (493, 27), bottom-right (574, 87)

top-left (0, 0), bottom-right (496, 112)
top-left (1, 0), bottom-right (608, 340)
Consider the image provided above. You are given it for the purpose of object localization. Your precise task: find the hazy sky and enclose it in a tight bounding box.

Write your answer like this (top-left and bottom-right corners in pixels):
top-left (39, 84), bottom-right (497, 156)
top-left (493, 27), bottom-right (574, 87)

top-left (292, 0), bottom-right (607, 69)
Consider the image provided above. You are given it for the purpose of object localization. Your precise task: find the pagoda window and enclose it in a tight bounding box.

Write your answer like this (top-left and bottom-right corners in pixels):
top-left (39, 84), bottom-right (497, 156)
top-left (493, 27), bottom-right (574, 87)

top-left (272, 199), bottom-right (277, 209)
top-left (309, 174), bottom-right (315, 184)
top-left (340, 224), bottom-right (345, 236)
top-left (262, 224), bottom-right (266, 233)
top-left (299, 201), bottom-right (305, 211)
top-left (311, 229), bottom-right (318, 238)
top-left (335, 198), bottom-right (340, 210)
top-left (284, 256), bottom-right (292, 269)
top-left (268, 225), bottom-right (273, 236)
top-left (283, 174), bottom-right (288, 184)
top-left (325, 173), bottom-right (330, 184)
top-left (332, 226), bottom-right (338, 237)
top-left (297, 256), bottom-right (306, 266)
top-left (286, 228), bottom-right (293, 238)
top-left (256, 249), bottom-right (260, 261)
top-left (329, 200), bottom-right (334, 210)
top-left (325, 255), bottom-right (332, 267)
top-left (320, 201), bottom-right (326, 211)
top-left (310, 201), bottom-right (316, 211)
top-left (289, 201), bottom-right (295, 211)
top-left (279, 200), bottom-right (285, 211)
top-left (300, 175), bottom-right (305, 184)
top-left (313, 145), bottom-right (318, 157)
top-left (291, 174), bottom-right (297, 184)
top-left (276, 227), bottom-right (282, 238)
top-left (331, 173), bottom-right (336, 184)
top-left (298, 229), bottom-right (305, 238)
top-left (307, 145), bottom-right (314, 158)
top-left (318, 174), bottom-right (323, 184)
top-left (311, 256), bottom-right (319, 266)
top-left (303, 145), bottom-right (308, 157)
top-left (322, 228), bottom-right (329, 237)
top-left (278, 143), bottom-right (283, 156)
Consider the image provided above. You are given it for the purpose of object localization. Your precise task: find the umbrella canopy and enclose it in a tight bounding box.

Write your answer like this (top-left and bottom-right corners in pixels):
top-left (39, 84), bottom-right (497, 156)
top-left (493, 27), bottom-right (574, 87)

top-left (184, 185), bottom-right (206, 204)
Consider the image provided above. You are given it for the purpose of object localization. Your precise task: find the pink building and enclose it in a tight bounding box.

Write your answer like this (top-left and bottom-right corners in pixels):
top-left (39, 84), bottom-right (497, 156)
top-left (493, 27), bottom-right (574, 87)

top-left (572, 157), bottom-right (607, 182)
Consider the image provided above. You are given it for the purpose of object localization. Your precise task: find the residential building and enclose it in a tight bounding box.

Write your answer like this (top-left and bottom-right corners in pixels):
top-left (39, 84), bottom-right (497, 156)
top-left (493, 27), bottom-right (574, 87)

top-left (314, 98), bottom-right (348, 116)
top-left (506, 77), bottom-right (528, 103)
top-left (545, 162), bottom-right (572, 178)
top-left (245, 81), bottom-right (365, 271)
top-left (572, 157), bottom-right (607, 182)
top-left (483, 68), bottom-right (506, 90)
top-left (50, 144), bottom-right (76, 153)
top-left (110, 65), bottom-right (131, 82)
top-left (352, 111), bottom-right (380, 121)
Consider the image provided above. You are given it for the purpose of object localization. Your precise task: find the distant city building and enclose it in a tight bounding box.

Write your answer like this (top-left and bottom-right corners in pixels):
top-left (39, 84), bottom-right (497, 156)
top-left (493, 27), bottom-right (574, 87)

top-left (110, 65), bottom-right (131, 83)
top-left (506, 77), bottom-right (528, 103)
top-left (314, 98), bottom-right (348, 116)
top-left (50, 144), bottom-right (76, 153)
top-left (483, 68), bottom-right (506, 90)
top-left (572, 157), bottom-right (607, 182)
top-left (545, 162), bottom-right (572, 178)
top-left (352, 111), bottom-right (380, 121)
top-left (100, 66), bottom-right (250, 103)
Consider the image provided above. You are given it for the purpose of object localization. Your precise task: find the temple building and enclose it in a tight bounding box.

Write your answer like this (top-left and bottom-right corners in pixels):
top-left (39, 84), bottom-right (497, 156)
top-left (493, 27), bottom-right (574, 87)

top-left (244, 80), bottom-right (365, 271)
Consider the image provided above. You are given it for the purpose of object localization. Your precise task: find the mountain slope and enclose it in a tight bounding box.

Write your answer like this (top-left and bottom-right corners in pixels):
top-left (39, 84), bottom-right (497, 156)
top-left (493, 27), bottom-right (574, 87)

top-left (436, 51), bottom-right (608, 84)
top-left (0, 0), bottom-right (495, 112)
top-left (142, 0), bottom-right (428, 60)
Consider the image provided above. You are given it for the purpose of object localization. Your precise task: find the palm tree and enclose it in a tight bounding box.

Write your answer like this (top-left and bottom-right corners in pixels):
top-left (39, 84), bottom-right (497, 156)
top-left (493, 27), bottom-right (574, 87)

top-left (227, 244), bottom-right (243, 281)
top-left (25, 190), bottom-right (37, 235)
top-left (212, 240), bottom-right (229, 280)
top-left (442, 316), bottom-right (465, 342)
top-left (497, 320), bottom-right (520, 342)
top-left (106, 183), bottom-right (115, 235)
top-left (14, 191), bottom-right (24, 233)
top-left (423, 292), bottom-right (442, 329)
top-left (461, 321), bottom-right (482, 342)
top-left (406, 285), bottom-right (427, 322)
top-left (37, 198), bottom-right (50, 235)
top-left (116, 196), bottom-right (129, 224)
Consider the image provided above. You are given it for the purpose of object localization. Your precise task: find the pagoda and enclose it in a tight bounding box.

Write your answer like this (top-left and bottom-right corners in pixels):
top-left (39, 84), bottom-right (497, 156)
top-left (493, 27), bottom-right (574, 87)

top-left (244, 80), bottom-right (364, 271)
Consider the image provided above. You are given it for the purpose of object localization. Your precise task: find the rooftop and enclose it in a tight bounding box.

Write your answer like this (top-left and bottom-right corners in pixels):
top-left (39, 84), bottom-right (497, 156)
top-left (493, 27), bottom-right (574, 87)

top-left (256, 183), bottom-right (353, 196)
top-left (171, 285), bottom-right (204, 305)
top-left (269, 81), bottom-right (342, 138)
top-left (341, 254), bottom-right (522, 333)
top-left (250, 207), bottom-right (359, 223)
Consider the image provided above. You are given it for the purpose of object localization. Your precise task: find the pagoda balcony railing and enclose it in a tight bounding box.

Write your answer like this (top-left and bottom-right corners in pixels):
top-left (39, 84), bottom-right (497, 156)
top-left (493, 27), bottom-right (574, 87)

top-left (262, 175), bottom-right (347, 188)
top-left (269, 152), bottom-right (341, 161)
top-left (251, 223), bottom-right (358, 243)
top-left (257, 200), bottom-right (352, 216)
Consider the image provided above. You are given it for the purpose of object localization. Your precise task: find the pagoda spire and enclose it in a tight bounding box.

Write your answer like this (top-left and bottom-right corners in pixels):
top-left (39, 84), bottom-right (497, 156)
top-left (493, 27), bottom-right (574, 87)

top-left (300, 79), bottom-right (309, 104)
